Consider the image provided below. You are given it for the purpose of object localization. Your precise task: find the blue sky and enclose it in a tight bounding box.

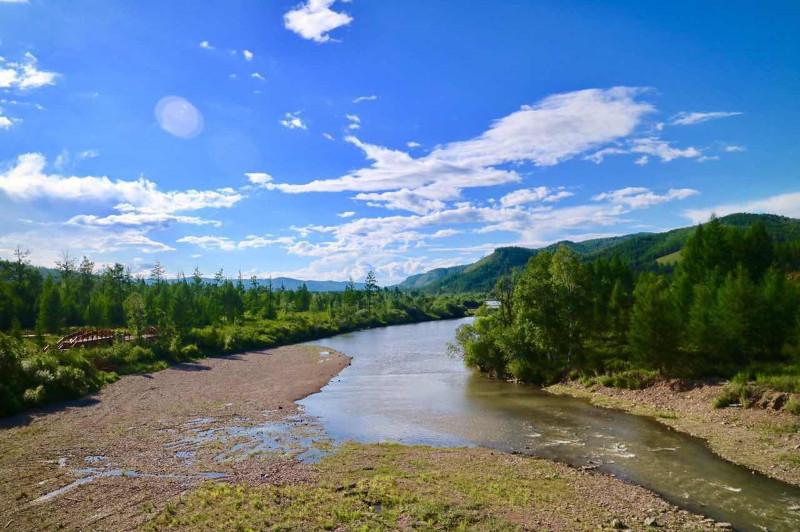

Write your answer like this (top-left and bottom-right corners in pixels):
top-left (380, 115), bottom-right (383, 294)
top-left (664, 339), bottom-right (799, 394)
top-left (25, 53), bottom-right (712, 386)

top-left (0, 0), bottom-right (798, 283)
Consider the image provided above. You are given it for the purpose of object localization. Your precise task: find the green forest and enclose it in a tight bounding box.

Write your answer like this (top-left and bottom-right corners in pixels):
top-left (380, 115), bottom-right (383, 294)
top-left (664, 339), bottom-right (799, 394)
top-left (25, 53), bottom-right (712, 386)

top-left (0, 254), bottom-right (472, 416)
top-left (456, 217), bottom-right (800, 402)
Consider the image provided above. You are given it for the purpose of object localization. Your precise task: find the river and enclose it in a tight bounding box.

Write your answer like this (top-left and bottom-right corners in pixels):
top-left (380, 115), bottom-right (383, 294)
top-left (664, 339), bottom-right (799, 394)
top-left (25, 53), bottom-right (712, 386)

top-left (301, 317), bottom-right (800, 531)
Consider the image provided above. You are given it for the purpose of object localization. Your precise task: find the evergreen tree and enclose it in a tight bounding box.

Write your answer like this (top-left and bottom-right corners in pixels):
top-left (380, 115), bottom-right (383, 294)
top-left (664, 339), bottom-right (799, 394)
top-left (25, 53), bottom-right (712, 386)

top-left (36, 277), bottom-right (63, 334)
top-left (628, 274), bottom-right (681, 373)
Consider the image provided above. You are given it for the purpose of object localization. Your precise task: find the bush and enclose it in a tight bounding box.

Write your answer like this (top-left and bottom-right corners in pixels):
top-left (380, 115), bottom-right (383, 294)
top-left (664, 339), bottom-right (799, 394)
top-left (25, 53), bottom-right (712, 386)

top-left (591, 369), bottom-right (659, 390)
top-left (785, 397), bottom-right (800, 415)
top-left (180, 344), bottom-right (201, 359)
top-left (713, 382), bottom-right (760, 408)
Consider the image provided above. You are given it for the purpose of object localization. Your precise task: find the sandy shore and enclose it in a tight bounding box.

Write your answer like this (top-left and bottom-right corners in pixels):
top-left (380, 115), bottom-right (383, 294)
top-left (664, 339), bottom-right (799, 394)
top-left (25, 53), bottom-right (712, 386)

top-left (0, 345), bottom-right (350, 531)
top-left (548, 380), bottom-right (800, 486)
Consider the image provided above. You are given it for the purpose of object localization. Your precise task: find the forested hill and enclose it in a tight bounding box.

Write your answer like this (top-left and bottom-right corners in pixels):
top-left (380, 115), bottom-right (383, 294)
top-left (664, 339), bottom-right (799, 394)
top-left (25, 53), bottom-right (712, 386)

top-left (397, 213), bottom-right (800, 293)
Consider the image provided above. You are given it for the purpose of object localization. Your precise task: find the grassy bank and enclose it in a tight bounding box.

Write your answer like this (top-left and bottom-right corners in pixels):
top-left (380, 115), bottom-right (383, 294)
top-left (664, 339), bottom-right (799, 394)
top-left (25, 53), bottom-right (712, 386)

top-left (0, 307), bottom-right (467, 418)
top-left (147, 443), bottom-right (713, 531)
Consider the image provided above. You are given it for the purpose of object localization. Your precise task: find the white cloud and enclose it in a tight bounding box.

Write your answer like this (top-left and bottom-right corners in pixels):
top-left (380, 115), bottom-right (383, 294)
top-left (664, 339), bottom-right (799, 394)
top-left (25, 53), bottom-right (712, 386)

top-left (284, 0), bottom-right (353, 43)
top-left (589, 137), bottom-right (702, 163)
top-left (267, 88), bottom-right (654, 212)
top-left (406, 141), bottom-right (421, 148)
top-left (593, 187), bottom-right (699, 209)
top-left (0, 225), bottom-right (174, 266)
top-left (199, 40), bottom-right (215, 50)
top-left (353, 95), bottom-right (377, 103)
top-left (243, 50), bottom-right (254, 61)
top-left (68, 212), bottom-right (221, 227)
top-left (0, 115), bottom-right (16, 129)
top-left (280, 111), bottom-right (307, 130)
top-left (177, 234), bottom-right (294, 251)
top-left (629, 137), bottom-right (702, 162)
top-left (684, 191), bottom-right (800, 224)
top-left (245, 172), bottom-right (272, 185)
top-left (0, 153), bottom-right (243, 224)
top-left (322, 132), bottom-right (335, 141)
top-left (251, 72), bottom-right (266, 81)
top-left (499, 187), bottom-right (573, 207)
top-left (0, 53), bottom-right (58, 90)
top-left (670, 111), bottom-right (742, 126)
top-left (337, 210), bottom-right (355, 218)
top-left (177, 235), bottom-right (236, 251)
top-left (275, 182), bottom-right (699, 283)
top-left (724, 145), bottom-right (746, 153)
top-left (345, 113), bottom-right (360, 130)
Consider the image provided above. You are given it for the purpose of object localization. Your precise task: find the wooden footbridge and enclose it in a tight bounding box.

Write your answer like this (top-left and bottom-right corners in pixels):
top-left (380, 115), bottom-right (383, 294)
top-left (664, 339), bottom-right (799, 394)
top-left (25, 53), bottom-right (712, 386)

top-left (45, 326), bottom-right (159, 351)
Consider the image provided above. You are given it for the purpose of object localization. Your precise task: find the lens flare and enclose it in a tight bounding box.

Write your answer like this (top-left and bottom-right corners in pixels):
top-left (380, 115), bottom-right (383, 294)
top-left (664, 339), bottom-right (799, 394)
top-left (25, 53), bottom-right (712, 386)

top-left (154, 96), bottom-right (204, 138)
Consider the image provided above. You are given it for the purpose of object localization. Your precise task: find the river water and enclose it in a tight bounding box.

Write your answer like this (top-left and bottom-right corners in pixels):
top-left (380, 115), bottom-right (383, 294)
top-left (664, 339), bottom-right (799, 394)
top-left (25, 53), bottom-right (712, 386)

top-left (300, 317), bottom-right (800, 531)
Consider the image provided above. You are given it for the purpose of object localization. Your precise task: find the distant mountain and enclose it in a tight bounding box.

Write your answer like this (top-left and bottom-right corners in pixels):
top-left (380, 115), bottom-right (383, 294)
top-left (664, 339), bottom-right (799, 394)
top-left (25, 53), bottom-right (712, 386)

top-left (396, 213), bottom-right (800, 293)
top-left (266, 277), bottom-right (366, 292)
top-left (198, 277), bottom-right (366, 292)
top-left (30, 267), bottom-right (365, 292)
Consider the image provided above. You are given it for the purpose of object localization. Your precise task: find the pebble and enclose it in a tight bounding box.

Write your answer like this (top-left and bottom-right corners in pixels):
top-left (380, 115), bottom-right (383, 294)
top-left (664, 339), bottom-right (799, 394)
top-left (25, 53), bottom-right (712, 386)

top-left (714, 523), bottom-right (733, 530)
top-left (644, 516), bottom-right (660, 527)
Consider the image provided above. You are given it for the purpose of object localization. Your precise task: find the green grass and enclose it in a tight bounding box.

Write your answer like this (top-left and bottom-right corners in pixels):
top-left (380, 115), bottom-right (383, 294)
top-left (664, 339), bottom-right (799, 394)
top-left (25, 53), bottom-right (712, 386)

top-left (582, 369), bottom-right (659, 390)
top-left (655, 250), bottom-right (682, 265)
top-left (146, 443), bottom-right (626, 531)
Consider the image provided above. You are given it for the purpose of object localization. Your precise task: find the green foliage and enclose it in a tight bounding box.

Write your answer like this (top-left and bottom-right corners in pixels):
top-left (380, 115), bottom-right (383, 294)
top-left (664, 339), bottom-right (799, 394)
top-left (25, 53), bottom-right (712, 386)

top-left (400, 213), bottom-right (800, 292)
top-left (459, 216), bottom-right (800, 391)
top-left (0, 258), bottom-right (474, 417)
top-left (594, 369), bottom-right (659, 390)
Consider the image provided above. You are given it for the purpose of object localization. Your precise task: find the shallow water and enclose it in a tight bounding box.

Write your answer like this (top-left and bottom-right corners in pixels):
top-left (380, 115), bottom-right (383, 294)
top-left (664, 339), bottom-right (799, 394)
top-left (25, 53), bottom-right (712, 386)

top-left (301, 317), bottom-right (800, 532)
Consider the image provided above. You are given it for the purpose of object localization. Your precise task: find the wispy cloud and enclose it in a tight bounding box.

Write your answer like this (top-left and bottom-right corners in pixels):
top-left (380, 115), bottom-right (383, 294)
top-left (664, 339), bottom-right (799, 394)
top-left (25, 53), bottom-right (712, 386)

top-left (279, 111), bottom-right (307, 130)
top-left (353, 95), bottom-right (377, 103)
top-left (251, 72), bottom-right (266, 81)
top-left (264, 88), bottom-right (654, 213)
top-left (199, 40), bottom-right (215, 50)
top-left (594, 187), bottom-right (699, 208)
top-left (242, 50), bottom-right (254, 61)
top-left (345, 113), bottom-right (360, 130)
top-left (284, 0), bottom-right (353, 43)
top-left (337, 211), bottom-right (356, 218)
top-left (670, 111), bottom-right (742, 126)
top-left (724, 145), bottom-right (746, 153)
top-left (0, 53), bottom-right (58, 90)
top-left (586, 137), bottom-right (702, 164)
top-left (499, 187), bottom-right (573, 207)
top-left (177, 234), bottom-right (294, 251)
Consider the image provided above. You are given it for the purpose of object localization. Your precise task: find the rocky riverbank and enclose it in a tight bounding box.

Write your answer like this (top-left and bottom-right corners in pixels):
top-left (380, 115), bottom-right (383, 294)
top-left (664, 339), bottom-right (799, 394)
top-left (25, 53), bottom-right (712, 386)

top-left (547, 380), bottom-right (800, 487)
top-left (0, 344), bottom-right (350, 530)
top-left (1, 343), bottom-right (720, 531)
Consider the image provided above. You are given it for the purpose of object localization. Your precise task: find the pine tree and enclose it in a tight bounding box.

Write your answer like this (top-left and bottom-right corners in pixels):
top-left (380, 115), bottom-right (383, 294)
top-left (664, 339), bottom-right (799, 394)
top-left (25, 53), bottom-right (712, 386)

top-left (36, 277), bottom-right (63, 334)
top-left (628, 274), bottom-right (681, 373)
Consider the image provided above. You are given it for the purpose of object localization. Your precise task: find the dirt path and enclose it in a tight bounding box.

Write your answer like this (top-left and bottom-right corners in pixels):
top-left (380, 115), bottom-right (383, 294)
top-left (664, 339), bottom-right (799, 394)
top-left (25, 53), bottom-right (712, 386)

top-left (0, 345), bottom-right (350, 531)
top-left (548, 380), bottom-right (800, 486)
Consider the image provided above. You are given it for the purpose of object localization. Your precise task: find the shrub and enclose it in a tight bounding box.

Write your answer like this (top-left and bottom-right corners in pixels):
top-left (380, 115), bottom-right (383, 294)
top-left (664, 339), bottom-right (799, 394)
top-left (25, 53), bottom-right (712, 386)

top-left (181, 344), bottom-right (201, 359)
top-left (594, 369), bottom-right (658, 390)
top-left (785, 397), bottom-right (800, 415)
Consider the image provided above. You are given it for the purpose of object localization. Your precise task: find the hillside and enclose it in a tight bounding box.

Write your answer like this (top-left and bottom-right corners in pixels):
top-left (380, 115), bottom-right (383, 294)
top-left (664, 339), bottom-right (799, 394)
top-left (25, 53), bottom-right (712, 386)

top-left (397, 213), bottom-right (800, 293)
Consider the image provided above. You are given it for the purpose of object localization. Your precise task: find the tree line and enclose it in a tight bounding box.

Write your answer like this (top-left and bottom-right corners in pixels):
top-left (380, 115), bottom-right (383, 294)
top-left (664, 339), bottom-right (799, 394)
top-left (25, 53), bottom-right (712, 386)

top-left (0, 251), bottom-right (464, 337)
top-left (456, 217), bottom-right (800, 386)
top-left (0, 254), bottom-right (472, 416)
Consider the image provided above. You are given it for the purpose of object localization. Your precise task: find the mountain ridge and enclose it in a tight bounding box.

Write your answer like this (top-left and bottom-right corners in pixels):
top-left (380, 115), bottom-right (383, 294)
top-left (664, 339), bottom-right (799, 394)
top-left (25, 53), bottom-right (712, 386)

top-left (396, 213), bottom-right (800, 293)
